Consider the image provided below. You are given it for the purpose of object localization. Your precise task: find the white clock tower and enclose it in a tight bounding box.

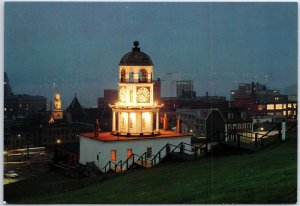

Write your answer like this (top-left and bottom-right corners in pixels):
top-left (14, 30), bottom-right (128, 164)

top-left (110, 41), bottom-right (163, 136)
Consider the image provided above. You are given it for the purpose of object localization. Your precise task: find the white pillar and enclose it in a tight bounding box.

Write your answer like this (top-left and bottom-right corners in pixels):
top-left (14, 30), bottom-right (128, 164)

top-left (281, 121), bottom-right (286, 141)
top-left (112, 111), bottom-right (116, 132)
top-left (117, 112), bottom-right (120, 132)
top-left (150, 112), bottom-right (153, 132)
top-left (156, 111), bottom-right (159, 132)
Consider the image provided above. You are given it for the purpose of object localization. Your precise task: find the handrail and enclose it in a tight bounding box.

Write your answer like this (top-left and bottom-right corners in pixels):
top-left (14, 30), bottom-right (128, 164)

top-left (286, 122), bottom-right (297, 133)
top-left (259, 123), bottom-right (280, 139)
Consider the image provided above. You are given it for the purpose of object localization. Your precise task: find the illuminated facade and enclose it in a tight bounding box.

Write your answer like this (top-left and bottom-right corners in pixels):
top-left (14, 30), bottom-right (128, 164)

top-left (51, 93), bottom-right (64, 120)
top-left (110, 41), bottom-right (163, 136)
top-left (79, 41), bottom-right (192, 172)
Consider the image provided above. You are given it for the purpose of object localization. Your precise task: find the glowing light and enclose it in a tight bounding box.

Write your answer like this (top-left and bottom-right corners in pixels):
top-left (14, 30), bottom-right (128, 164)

top-left (260, 127), bottom-right (264, 131)
top-left (142, 112), bottom-right (151, 121)
top-left (56, 139), bottom-right (61, 144)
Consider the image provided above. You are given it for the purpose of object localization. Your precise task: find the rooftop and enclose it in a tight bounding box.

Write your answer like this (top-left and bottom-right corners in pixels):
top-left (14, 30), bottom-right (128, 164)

top-left (80, 130), bottom-right (191, 142)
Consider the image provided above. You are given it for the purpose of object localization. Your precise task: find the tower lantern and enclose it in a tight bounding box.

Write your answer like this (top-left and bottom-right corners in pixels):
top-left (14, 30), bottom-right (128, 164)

top-left (110, 41), bottom-right (163, 136)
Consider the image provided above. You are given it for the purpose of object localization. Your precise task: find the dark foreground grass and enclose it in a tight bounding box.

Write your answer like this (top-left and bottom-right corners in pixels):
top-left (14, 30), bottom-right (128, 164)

top-left (7, 131), bottom-right (297, 204)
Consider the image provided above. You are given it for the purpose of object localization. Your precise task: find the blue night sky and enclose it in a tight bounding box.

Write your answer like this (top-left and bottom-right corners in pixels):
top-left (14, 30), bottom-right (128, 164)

top-left (4, 2), bottom-right (297, 108)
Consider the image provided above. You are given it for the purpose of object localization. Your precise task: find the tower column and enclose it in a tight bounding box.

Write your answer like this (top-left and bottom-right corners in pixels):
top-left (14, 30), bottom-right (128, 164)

top-left (117, 112), bottom-right (120, 132)
top-left (112, 110), bottom-right (116, 132)
top-left (156, 110), bottom-right (159, 132)
top-left (150, 112), bottom-right (153, 132)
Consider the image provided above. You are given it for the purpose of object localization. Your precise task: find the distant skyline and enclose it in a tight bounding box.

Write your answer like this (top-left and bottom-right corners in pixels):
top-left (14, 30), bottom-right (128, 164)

top-left (5, 2), bottom-right (297, 108)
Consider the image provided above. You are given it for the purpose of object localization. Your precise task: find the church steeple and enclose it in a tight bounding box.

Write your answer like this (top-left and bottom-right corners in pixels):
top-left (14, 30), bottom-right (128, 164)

top-left (50, 92), bottom-right (64, 123)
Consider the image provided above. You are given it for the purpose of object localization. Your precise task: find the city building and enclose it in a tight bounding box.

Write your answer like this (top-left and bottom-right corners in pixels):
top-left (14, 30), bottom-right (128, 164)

top-left (4, 72), bottom-right (47, 119)
top-left (221, 108), bottom-right (253, 138)
top-left (66, 95), bottom-right (86, 122)
top-left (230, 82), bottom-right (297, 121)
top-left (98, 89), bottom-right (118, 108)
top-left (79, 41), bottom-right (192, 171)
top-left (176, 80), bottom-right (195, 98)
top-left (176, 108), bottom-right (225, 141)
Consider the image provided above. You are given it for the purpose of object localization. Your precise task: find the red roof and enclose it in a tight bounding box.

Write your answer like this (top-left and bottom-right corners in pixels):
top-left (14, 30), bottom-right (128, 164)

top-left (80, 130), bottom-right (191, 142)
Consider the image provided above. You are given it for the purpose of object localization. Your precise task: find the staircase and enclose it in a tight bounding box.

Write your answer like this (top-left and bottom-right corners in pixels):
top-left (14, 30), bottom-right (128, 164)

top-left (99, 141), bottom-right (207, 174)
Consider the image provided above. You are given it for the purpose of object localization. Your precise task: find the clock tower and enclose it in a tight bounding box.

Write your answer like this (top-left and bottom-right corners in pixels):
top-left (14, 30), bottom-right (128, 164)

top-left (110, 41), bottom-right (163, 136)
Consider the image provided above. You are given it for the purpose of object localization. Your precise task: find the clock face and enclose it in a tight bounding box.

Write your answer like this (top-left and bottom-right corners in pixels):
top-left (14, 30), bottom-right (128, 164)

top-left (119, 87), bottom-right (126, 103)
top-left (137, 87), bottom-right (150, 103)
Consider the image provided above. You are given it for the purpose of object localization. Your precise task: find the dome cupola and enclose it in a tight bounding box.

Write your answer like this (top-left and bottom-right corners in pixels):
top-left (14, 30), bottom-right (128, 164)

top-left (119, 41), bottom-right (153, 66)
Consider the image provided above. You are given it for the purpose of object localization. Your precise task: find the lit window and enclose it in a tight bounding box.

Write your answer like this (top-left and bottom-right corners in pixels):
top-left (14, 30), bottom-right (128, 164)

top-left (111, 150), bottom-right (116, 162)
top-left (275, 104), bottom-right (283, 110)
top-left (283, 111), bottom-right (286, 116)
top-left (288, 111), bottom-right (292, 116)
top-left (267, 104), bottom-right (274, 110)
top-left (258, 105), bottom-right (265, 111)
top-left (130, 90), bottom-right (133, 102)
top-left (283, 104), bottom-right (286, 109)
top-left (288, 104), bottom-right (292, 108)
top-left (293, 103), bottom-right (297, 108)
top-left (127, 149), bottom-right (132, 158)
top-left (121, 117), bottom-right (125, 129)
top-left (142, 117), bottom-right (146, 129)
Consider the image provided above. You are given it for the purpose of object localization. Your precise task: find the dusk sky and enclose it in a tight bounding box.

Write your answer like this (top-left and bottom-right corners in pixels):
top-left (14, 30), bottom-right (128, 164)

top-left (4, 2), bottom-right (297, 108)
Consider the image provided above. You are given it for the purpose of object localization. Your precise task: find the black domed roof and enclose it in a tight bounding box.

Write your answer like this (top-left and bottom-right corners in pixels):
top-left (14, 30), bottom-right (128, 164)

top-left (119, 41), bottom-right (153, 66)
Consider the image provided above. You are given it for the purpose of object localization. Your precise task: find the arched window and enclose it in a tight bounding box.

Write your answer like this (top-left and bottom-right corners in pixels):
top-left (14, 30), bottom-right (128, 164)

top-left (139, 69), bottom-right (148, 82)
top-left (129, 71), bottom-right (134, 82)
top-left (120, 69), bottom-right (126, 83)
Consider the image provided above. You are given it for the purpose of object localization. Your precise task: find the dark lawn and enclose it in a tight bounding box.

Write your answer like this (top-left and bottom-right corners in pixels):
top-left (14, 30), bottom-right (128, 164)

top-left (5, 130), bottom-right (297, 204)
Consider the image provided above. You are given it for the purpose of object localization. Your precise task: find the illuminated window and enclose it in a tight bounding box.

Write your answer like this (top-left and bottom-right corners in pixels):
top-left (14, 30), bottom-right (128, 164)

top-left (121, 117), bottom-right (125, 129)
top-left (258, 105), bottom-right (265, 111)
top-left (283, 111), bottom-right (286, 116)
top-left (293, 103), bottom-right (297, 108)
top-left (293, 111), bottom-right (297, 115)
top-left (111, 150), bottom-right (116, 162)
top-left (275, 104), bottom-right (283, 110)
top-left (274, 97), bottom-right (279, 101)
top-left (288, 104), bottom-right (292, 108)
top-left (288, 111), bottom-right (292, 116)
top-left (267, 112), bottom-right (274, 116)
top-left (130, 90), bottom-right (133, 102)
top-left (127, 149), bottom-right (132, 158)
top-left (142, 117), bottom-right (146, 129)
top-left (283, 104), bottom-right (286, 109)
top-left (267, 104), bottom-right (274, 110)
top-left (146, 147), bottom-right (152, 158)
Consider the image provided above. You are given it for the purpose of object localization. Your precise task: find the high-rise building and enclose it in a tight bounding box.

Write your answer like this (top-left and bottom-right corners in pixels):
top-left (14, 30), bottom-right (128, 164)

top-left (176, 80), bottom-right (195, 98)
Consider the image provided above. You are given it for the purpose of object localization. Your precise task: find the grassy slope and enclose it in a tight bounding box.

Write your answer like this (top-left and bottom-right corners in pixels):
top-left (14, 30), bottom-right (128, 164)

top-left (14, 131), bottom-right (297, 204)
